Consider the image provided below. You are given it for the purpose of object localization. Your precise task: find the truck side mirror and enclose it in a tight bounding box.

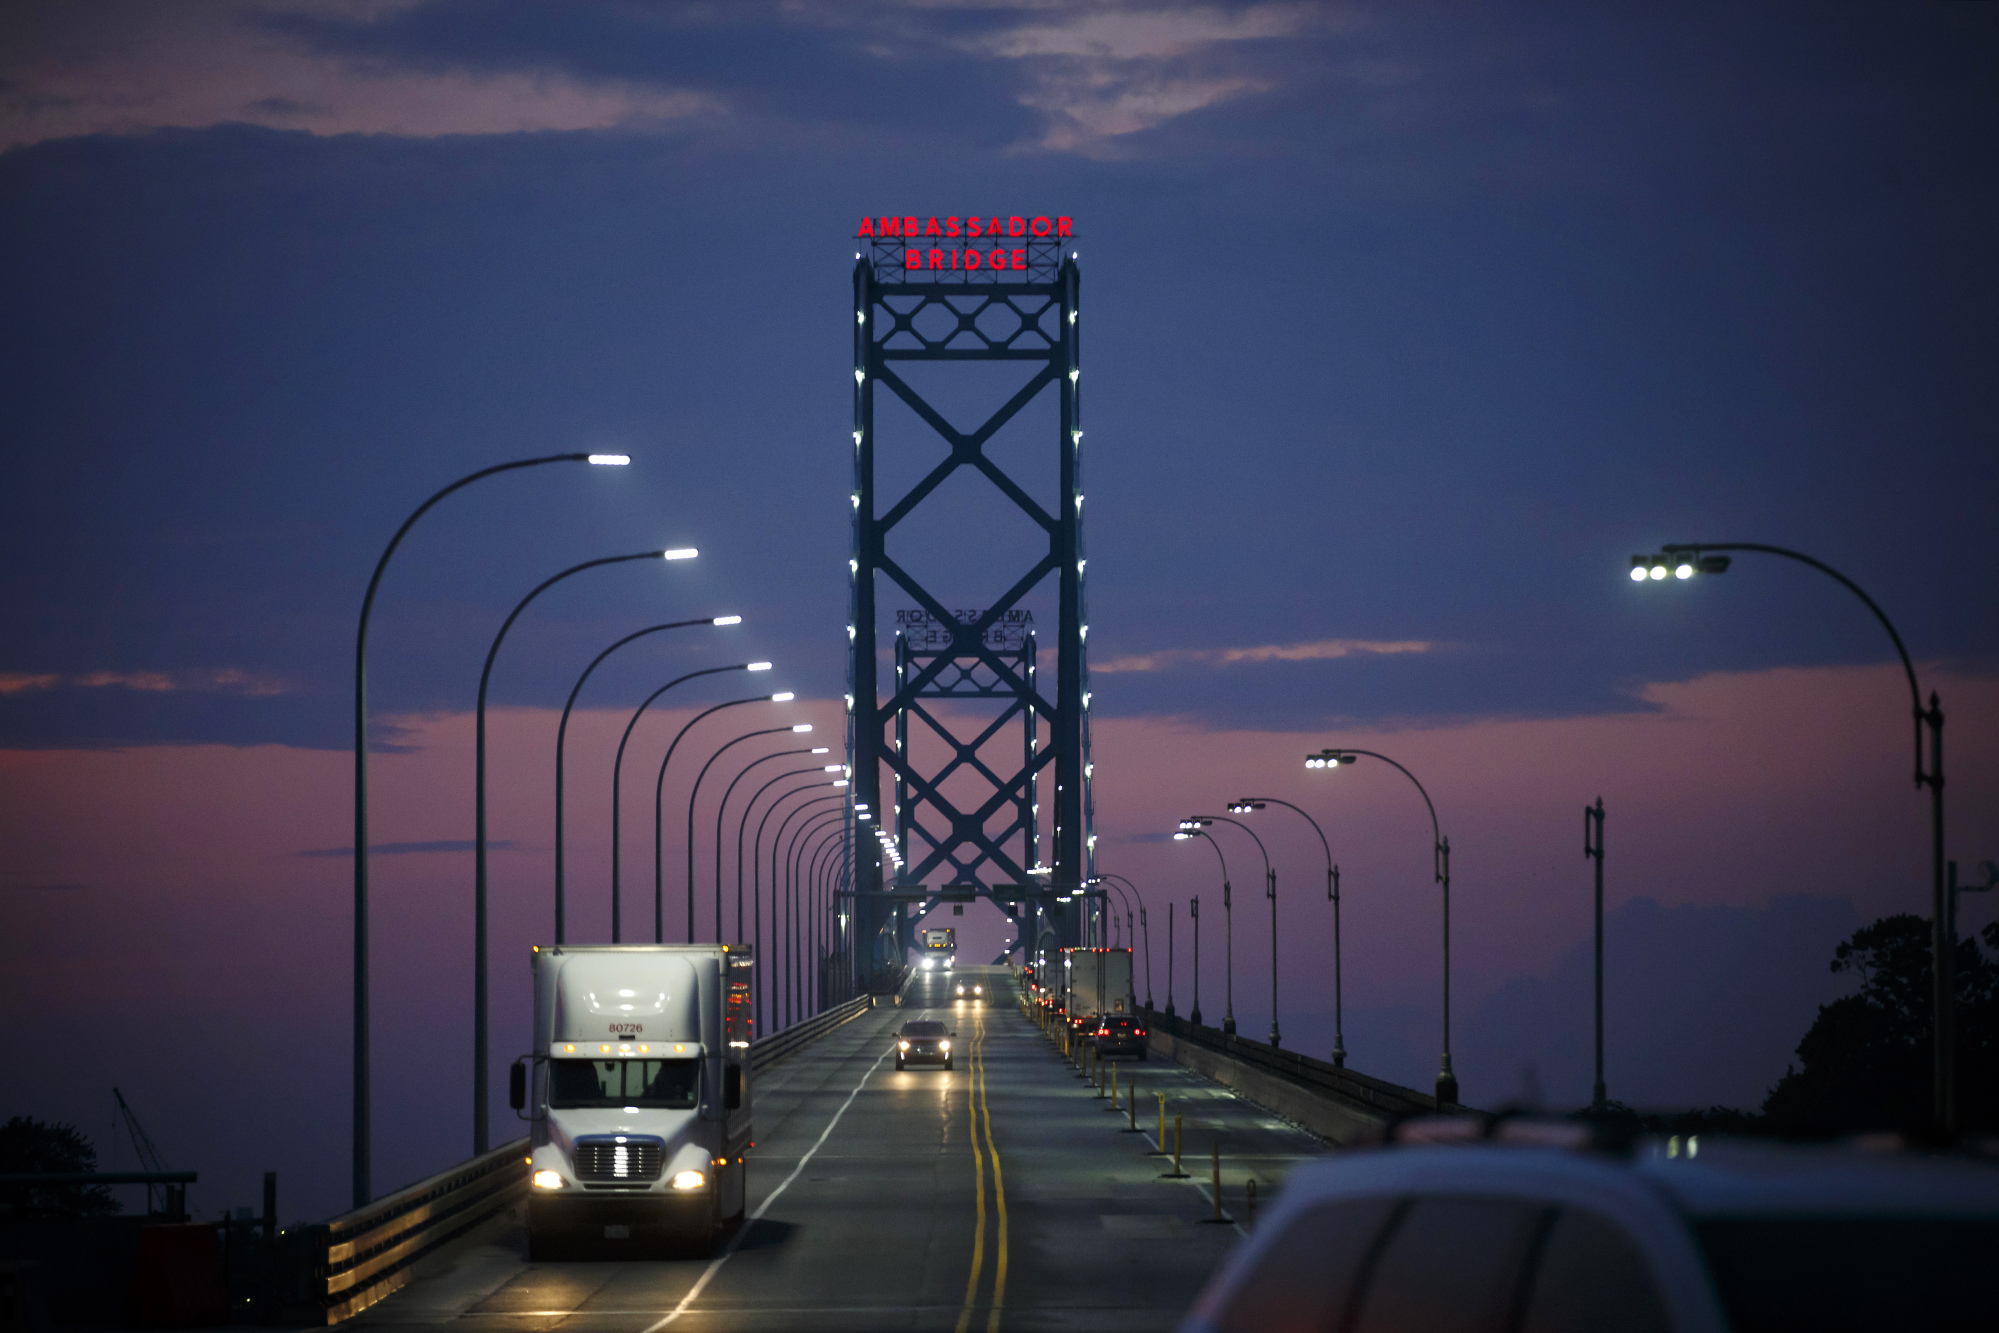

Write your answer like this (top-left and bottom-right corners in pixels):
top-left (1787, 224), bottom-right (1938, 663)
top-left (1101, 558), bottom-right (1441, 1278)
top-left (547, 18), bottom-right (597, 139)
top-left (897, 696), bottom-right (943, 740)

top-left (509, 1059), bottom-right (527, 1111)
top-left (724, 1065), bottom-right (743, 1111)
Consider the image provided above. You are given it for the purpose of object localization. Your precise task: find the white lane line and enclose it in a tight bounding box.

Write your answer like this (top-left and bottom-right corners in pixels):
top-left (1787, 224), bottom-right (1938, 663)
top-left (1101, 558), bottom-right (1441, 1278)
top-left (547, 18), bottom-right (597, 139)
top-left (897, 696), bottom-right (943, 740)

top-left (641, 1043), bottom-right (892, 1331)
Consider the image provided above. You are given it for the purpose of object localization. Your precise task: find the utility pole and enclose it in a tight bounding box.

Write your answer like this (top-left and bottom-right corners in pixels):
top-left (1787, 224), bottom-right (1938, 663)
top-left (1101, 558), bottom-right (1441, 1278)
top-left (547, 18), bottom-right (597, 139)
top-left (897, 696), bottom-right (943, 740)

top-left (1585, 797), bottom-right (1606, 1113)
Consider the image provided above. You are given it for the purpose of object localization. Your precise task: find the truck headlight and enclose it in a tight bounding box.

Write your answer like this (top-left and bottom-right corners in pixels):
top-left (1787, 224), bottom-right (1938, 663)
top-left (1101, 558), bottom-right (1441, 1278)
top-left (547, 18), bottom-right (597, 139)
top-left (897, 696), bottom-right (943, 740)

top-left (899, 1040), bottom-right (910, 1050)
top-left (532, 1170), bottom-right (566, 1190)
top-left (939, 1040), bottom-right (951, 1052)
top-left (671, 1170), bottom-right (706, 1191)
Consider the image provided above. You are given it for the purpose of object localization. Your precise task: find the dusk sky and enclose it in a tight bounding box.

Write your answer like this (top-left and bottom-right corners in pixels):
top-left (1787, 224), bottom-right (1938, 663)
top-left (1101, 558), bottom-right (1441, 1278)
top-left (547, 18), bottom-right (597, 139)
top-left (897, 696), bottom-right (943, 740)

top-left (3, 2), bottom-right (1996, 1225)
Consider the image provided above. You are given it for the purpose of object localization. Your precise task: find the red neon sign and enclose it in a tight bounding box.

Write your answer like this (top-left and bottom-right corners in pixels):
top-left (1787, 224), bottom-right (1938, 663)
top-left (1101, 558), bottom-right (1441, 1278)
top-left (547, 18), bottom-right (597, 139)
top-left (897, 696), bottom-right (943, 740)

top-left (858, 214), bottom-right (1074, 273)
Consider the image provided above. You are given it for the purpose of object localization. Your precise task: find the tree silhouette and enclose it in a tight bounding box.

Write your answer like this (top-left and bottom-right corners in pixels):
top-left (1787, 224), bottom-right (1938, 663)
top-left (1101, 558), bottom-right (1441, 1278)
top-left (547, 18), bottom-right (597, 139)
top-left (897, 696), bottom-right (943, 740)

top-left (1763, 916), bottom-right (1999, 1135)
top-left (0, 1116), bottom-right (119, 1215)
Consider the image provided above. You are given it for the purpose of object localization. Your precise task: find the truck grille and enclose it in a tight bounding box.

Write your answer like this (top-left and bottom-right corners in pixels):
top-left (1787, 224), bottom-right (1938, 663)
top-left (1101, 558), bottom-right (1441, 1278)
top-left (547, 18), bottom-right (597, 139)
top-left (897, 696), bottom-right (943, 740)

top-left (573, 1136), bottom-right (664, 1183)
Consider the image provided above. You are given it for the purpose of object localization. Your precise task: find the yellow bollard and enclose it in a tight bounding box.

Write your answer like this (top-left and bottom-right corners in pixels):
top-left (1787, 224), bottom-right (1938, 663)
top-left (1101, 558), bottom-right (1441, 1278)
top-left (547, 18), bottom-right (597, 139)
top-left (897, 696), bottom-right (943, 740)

top-left (1156, 1094), bottom-right (1166, 1151)
top-left (1128, 1078), bottom-right (1138, 1133)
top-left (1162, 1114), bottom-right (1188, 1177)
top-left (1211, 1142), bottom-right (1223, 1223)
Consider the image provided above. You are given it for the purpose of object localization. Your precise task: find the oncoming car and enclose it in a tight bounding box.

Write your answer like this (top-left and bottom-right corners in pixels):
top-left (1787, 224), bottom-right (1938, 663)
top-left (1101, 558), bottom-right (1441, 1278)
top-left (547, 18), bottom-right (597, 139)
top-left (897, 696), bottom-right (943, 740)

top-left (954, 981), bottom-right (986, 1001)
top-left (1180, 1124), bottom-right (1999, 1333)
top-left (895, 1019), bottom-right (954, 1071)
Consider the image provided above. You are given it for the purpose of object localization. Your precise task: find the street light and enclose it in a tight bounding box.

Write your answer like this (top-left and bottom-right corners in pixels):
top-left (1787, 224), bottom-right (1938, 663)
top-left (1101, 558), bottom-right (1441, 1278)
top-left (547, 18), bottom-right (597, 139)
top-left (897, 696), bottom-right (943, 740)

top-left (733, 770), bottom-right (838, 1029)
top-left (745, 779), bottom-right (845, 1030)
top-left (350, 449), bottom-right (627, 1206)
top-left (654, 693), bottom-right (797, 942)
top-left (473, 545), bottom-right (696, 1154)
top-left (1173, 824), bottom-right (1233, 1034)
top-left (1190, 814), bottom-right (1279, 1047)
top-left (1308, 746), bottom-right (1457, 1104)
top-left (1630, 540), bottom-right (1952, 1130)
top-left (786, 809), bottom-right (847, 1025)
top-left (716, 749), bottom-right (832, 941)
top-left (768, 793), bottom-right (848, 1025)
top-left (1094, 874), bottom-right (1149, 1005)
top-left (554, 615), bottom-right (739, 942)
top-left (610, 663), bottom-right (770, 940)
top-left (688, 723), bottom-right (815, 943)
top-left (1232, 797), bottom-right (1345, 1065)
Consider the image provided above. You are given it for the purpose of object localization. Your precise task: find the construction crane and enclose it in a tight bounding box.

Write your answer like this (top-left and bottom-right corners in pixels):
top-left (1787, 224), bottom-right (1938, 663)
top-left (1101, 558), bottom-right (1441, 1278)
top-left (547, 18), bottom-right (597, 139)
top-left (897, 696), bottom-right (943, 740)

top-left (113, 1087), bottom-right (181, 1217)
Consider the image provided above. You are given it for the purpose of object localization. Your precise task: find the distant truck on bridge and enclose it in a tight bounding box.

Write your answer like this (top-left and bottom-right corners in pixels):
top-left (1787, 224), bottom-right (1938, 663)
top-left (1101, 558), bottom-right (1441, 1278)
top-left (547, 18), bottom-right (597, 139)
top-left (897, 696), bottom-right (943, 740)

top-left (1061, 946), bottom-right (1134, 1029)
top-left (513, 944), bottom-right (753, 1257)
top-left (917, 926), bottom-right (956, 971)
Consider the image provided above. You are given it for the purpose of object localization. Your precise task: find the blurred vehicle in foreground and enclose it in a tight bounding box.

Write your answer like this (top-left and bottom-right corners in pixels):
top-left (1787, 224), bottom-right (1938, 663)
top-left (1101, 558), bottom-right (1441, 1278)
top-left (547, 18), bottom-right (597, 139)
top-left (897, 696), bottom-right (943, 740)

top-left (1181, 1120), bottom-right (1999, 1333)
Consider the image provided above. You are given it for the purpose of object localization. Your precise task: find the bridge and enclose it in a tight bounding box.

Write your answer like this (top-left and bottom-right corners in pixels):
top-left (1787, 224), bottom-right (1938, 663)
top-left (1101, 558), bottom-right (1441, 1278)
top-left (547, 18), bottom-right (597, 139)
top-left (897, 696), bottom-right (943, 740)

top-left (273, 965), bottom-right (1453, 1332)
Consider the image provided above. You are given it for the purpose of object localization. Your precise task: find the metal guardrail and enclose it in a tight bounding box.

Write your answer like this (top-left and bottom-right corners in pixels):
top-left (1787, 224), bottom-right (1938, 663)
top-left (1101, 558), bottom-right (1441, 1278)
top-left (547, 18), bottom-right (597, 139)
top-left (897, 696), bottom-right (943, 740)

top-left (1142, 1008), bottom-right (1465, 1120)
top-left (281, 1137), bottom-right (528, 1324)
top-left (749, 992), bottom-right (875, 1072)
top-left (287, 995), bottom-right (878, 1323)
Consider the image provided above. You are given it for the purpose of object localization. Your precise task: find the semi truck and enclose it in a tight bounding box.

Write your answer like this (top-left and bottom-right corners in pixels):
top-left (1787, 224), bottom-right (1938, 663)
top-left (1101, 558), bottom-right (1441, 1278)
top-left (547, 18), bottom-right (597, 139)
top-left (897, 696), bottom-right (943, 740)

top-left (918, 927), bottom-right (956, 971)
top-left (1061, 946), bottom-right (1135, 1027)
top-left (512, 944), bottom-right (753, 1257)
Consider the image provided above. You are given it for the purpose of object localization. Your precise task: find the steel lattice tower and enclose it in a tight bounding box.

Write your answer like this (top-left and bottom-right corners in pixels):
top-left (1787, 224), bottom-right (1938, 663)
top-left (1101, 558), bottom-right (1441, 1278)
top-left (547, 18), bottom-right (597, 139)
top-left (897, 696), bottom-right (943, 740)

top-left (845, 226), bottom-right (1095, 990)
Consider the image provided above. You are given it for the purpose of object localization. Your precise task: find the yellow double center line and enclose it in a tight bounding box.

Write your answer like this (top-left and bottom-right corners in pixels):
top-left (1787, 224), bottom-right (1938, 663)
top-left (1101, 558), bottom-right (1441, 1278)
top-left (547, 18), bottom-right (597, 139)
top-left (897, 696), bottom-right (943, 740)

top-left (955, 1005), bottom-right (1008, 1333)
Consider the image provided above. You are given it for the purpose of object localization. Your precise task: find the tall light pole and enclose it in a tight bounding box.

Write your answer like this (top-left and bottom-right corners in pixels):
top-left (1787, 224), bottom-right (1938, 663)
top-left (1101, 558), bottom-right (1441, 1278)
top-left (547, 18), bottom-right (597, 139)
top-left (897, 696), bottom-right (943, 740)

top-left (1308, 748), bottom-right (1456, 1104)
top-left (748, 780), bottom-right (845, 1030)
top-left (1631, 543), bottom-right (1952, 1131)
top-left (786, 810), bottom-right (846, 1025)
top-left (654, 693), bottom-right (796, 943)
top-left (554, 615), bottom-right (739, 942)
top-left (1165, 902), bottom-right (1175, 1016)
top-left (769, 794), bottom-right (848, 1025)
top-left (610, 662), bottom-right (770, 939)
top-left (717, 749), bottom-right (834, 940)
top-left (1188, 896), bottom-right (1202, 1026)
top-left (1095, 873), bottom-right (1149, 1004)
top-left (1585, 797), bottom-right (1606, 1113)
top-left (350, 449), bottom-right (627, 1206)
top-left (687, 724), bottom-right (815, 941)
top-left (1174, 827), bottom-right (1232, 1033)
top-left (1232, 798), bottom-right (1345, 1064)
top-left (474, 545), bottom-right (696, 1154)
top-left (1187, 815), bottom-right (1278, 1046)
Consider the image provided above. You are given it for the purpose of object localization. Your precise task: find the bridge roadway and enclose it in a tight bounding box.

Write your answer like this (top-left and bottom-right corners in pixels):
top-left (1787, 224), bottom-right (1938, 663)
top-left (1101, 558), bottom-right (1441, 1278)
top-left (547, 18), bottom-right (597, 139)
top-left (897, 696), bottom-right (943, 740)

top-left (356, 966), bottom-right (1325, 1332)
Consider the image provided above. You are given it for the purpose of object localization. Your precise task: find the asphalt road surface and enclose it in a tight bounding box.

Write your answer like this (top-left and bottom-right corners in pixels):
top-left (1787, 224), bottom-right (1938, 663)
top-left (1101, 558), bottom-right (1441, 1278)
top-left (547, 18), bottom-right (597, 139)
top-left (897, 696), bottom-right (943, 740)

top-left (354, 965), bottom-right (1325, 1332)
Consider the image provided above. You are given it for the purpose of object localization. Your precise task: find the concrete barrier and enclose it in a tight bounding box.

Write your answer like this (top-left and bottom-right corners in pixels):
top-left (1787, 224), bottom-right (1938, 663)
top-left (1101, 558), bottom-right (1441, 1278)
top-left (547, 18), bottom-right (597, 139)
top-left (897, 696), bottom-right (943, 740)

top-left (1144, 1011), bottom-right (1474, 1145)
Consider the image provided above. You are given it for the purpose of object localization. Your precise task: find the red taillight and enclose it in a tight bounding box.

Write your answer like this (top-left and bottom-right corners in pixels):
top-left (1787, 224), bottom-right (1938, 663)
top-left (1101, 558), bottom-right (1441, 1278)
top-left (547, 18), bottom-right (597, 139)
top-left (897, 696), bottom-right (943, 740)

top-left (1135, 1030), bottom-right (1145, 1037)
top-left (1096, 1027), bottom-right (1108, 1035)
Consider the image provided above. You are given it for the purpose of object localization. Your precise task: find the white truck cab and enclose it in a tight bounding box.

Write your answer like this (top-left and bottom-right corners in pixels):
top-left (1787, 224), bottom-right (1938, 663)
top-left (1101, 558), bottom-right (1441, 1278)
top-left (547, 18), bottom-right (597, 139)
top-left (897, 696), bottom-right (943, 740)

top-left (513, 944), bottom-right (753, 1257)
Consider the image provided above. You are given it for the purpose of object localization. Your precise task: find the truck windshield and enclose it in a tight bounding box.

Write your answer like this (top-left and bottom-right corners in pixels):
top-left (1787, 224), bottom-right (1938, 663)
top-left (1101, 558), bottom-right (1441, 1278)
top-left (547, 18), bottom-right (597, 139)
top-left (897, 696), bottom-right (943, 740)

top-left (550, 1059), bottom-right (699, 1109)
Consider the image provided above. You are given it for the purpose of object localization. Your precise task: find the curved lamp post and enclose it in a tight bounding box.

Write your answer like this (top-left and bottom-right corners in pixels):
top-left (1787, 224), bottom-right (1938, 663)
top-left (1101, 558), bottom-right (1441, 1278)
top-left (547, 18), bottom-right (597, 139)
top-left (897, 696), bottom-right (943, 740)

top-left (1632, 542), bottom-right (1951, 1130)
top-left (349, 449), bottom-right (627, 1206)
top-left (715, 748), bottom-right (833, 940)
top-left (1091, 874), bottom-right (1147, 1005)
top-left (1232, 798), bottom-right (1344, 1065)
top-left (768, 794), bottom-right (849, 1025)
top-left (803, 824), bottom-right (847, 1016)
top-left (554, 615), bottom-right (740, 942)
top-left (1308, 748), bottom-right (1455, 1104)
top-left (784, 809), bottom-right (848, 1025)
top-left (611, 663), bottom-right (770, 940)
top-left (1186, 815), bottom-right (1278, 1046)
top-left (653, 693), bottom-right (797, 943)
top-left (749, 781), bottom-right (845, 1028)
top-left (474, 545), bottom-right (697, 1154)
top-left (687, 724), bottom-right (815, 942)
top-left (1173, 827), bottom-right (1232, 1033)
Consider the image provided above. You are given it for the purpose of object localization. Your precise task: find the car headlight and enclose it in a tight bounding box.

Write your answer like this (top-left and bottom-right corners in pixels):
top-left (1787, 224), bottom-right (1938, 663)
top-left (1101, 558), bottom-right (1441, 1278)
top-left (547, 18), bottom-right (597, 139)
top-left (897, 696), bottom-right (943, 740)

top-left (939, 1040), bottom-right (950, 1052)
top-left (974, 986), bottom-right (983, 995)
top-left (671, 1170), bottom-right (707, 1191)
top-left (532, 1169), bottom-right (566, 1190)
top-left (899, 1039), bottom-right (910, 1050)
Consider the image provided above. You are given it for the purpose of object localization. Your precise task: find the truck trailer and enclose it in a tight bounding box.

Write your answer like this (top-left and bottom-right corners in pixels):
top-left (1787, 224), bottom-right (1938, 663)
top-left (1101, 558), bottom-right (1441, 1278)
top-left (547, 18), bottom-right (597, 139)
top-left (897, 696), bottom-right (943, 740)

top-left (1062, 946), bottom-right (1135, 1026)
top-left (513, 944), bottom-right (753, 1257)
